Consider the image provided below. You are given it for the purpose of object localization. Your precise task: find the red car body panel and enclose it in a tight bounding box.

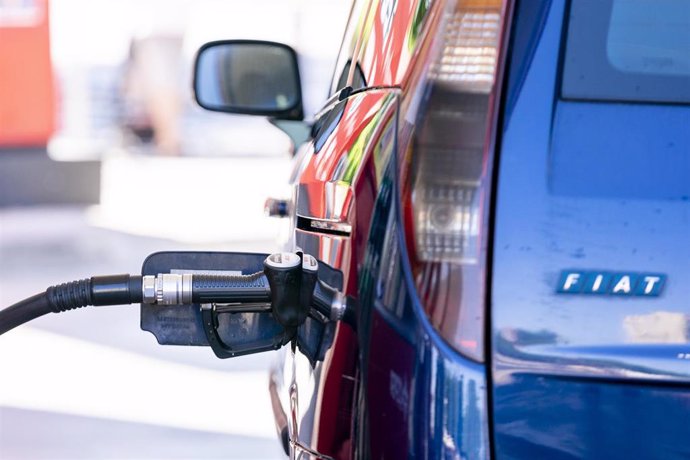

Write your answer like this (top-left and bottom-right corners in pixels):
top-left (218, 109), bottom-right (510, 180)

top-left (281, 1), bottom-right (444, 457)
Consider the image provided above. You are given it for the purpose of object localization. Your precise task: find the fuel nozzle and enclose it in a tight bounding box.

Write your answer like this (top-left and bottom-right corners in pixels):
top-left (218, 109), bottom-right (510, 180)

top-left (140, 252), bottom-right (354, 328)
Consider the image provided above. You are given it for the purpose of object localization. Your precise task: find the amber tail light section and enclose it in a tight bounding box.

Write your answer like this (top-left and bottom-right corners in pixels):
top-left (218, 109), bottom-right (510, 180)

top-left (403, 0), bottom-right (508, 361)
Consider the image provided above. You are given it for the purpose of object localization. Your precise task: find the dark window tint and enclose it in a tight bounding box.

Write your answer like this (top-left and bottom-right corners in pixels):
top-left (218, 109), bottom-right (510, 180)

top-left (562, 0), bottom-right (690, 104)
top-left (329, 0), bottom-right (370, 94)
top-left (334, 60), bottom-right (367, 93)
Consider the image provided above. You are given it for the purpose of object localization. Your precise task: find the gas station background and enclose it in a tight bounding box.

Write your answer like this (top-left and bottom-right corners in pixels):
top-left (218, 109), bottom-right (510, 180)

top-left (0, 1), bottom-right (349, 458)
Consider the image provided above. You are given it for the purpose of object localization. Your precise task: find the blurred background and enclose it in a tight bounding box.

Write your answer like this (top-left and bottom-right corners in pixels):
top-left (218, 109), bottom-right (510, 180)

top-left (0, 0), bottom-right (349, 458)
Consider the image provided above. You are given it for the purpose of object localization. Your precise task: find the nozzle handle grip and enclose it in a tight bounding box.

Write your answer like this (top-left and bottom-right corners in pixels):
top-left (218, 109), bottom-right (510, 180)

top-left (191, 273), bottom-right (271, 304)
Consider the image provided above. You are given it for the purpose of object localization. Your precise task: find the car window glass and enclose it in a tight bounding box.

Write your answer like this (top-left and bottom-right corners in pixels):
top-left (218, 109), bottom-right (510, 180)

top-left (562, 0), bottom-right (690, 103)
top-left (334, 60), bottom-right (367, 93)
top-left (329, 0), bottom-right (372, 94)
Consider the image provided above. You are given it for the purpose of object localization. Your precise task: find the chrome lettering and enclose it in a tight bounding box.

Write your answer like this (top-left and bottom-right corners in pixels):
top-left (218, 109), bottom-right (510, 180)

top-left (612, 276), bottom-right (632, 294)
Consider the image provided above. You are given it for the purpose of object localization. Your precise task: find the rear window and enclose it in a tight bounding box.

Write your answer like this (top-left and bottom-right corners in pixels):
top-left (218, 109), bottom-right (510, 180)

top-left (562, 0), bottom-right (690, 104)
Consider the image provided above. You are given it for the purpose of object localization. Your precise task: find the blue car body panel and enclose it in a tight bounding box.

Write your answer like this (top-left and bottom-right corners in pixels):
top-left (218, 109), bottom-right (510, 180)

top-left (492, 1), bottom-right (690, 459)
top-left (357, 1), bottom-right (689, 458)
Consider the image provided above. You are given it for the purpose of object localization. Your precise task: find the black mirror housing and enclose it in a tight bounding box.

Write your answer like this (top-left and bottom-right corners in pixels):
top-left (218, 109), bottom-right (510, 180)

top-left (193, 40), bottom-right (304, 121)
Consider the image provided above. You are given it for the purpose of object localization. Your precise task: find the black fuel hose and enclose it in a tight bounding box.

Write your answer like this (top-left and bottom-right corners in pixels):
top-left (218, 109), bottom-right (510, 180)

top-left (0, 275), bottom-right (142, 336)
top-left (0, 293), bottom-right (53, 336)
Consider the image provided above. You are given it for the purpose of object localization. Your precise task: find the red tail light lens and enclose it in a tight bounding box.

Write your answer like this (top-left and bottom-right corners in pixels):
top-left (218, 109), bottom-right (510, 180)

top-left (403, 0), bottom-right (507, 361)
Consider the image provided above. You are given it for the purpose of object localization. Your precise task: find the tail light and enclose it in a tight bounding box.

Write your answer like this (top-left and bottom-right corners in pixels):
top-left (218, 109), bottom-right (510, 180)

top-left (402, 0), bottom-right (508, 361)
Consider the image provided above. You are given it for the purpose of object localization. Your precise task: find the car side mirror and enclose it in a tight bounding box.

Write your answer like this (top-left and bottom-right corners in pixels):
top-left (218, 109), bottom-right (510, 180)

top-left (193, 40), bottom-right (304, 121)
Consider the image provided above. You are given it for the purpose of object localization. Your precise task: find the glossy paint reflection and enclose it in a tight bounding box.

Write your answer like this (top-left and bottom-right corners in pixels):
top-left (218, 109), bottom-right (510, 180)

top-left (296, 91), bottom-right (396, 222)
top-left (493, 374), bottom-right (690, 459)
top-left (286, 89), bottom-right (398, 459)
top-left (356, 150), bottom-right (489, 458)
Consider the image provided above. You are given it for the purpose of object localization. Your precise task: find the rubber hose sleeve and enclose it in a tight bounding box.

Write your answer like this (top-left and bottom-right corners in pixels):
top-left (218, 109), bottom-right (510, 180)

top-left (91, 275), bottom-right (142, 306)
top-left (46, 278), bottom-right (93, 313)
top-left (0, 293), bottom-right (52, 335)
